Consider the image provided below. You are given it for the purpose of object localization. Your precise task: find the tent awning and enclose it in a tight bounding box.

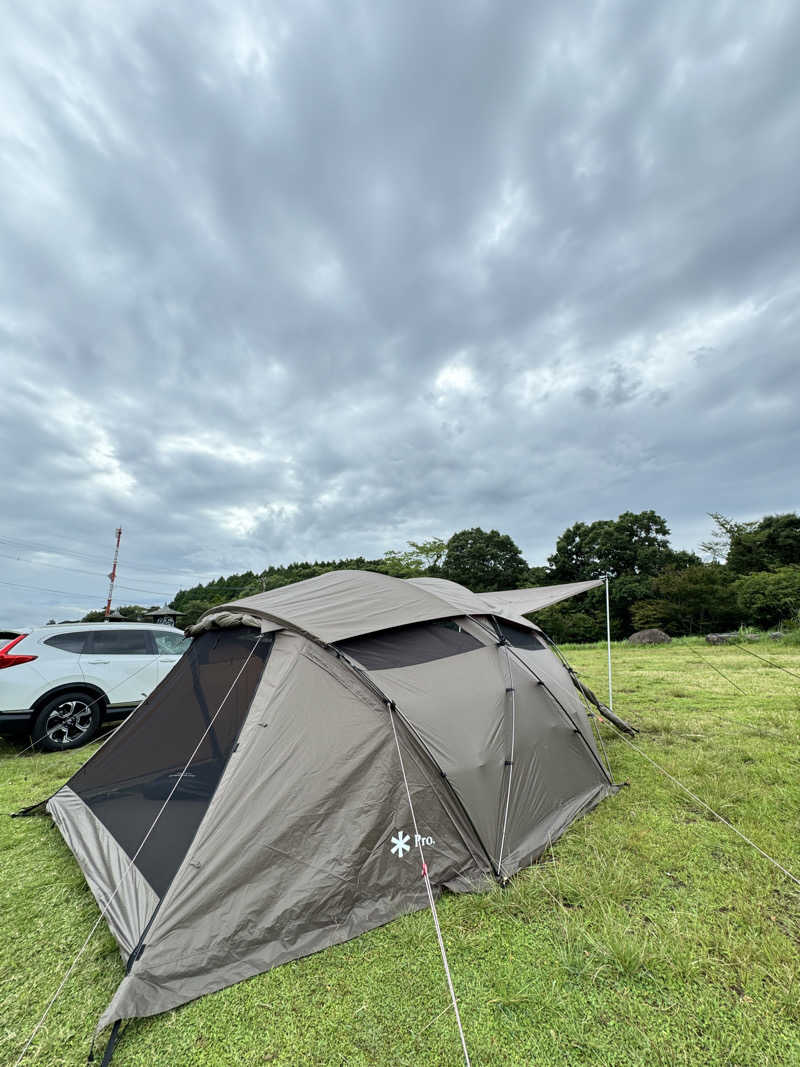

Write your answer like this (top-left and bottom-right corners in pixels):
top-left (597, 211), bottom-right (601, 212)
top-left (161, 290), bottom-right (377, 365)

top-left (478, 579), bottom-right (604, 616)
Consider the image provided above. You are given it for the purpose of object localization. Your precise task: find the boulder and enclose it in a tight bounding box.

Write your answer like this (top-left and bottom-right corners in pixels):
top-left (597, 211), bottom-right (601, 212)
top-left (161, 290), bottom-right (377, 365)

top-left (627, 628), bottom-right (671, 645)
top-left (706, 632), bottom-right (759, 644)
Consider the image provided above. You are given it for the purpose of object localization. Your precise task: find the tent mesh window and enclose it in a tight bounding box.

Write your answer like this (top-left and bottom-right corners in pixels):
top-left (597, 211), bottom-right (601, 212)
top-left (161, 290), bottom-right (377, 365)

top-left (336, 619), bottom-right (482, 670)
top-left (68, 627), bottom-right (272, 897)
top-left (495, 619), bottom-right (545, 651)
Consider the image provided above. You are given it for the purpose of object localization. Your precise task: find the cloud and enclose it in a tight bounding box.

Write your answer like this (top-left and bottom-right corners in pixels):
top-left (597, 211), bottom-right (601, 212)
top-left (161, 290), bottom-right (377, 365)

top-left (1, 0), bottom-right (799, 624)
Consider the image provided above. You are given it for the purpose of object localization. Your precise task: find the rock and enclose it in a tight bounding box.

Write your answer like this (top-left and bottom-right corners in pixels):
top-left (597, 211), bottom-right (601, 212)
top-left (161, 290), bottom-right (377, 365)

top-left (706, 633), bottom-right (733, 645)
top-left (706, 632), bottom-right (760, 644)
top-left (627, 628), bottom-right (671, 645)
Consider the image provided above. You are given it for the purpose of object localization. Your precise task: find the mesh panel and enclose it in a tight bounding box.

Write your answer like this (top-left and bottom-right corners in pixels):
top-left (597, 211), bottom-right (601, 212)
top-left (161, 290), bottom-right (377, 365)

top-left (336, 620), bottom-right (481, 670)
top-left (70, 628), bottom-right (272, 898)
top-left (495, 620), bottom-right (544, 651)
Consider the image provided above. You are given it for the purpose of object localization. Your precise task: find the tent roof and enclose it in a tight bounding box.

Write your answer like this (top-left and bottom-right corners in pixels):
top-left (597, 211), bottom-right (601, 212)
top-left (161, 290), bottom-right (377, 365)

top-left (200, 571), bottom-right (600, 644)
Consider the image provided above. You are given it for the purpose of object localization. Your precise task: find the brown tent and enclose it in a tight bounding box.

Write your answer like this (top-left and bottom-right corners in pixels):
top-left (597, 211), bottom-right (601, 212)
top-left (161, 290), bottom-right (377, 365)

top-left (35, 570), bottom-right (615, 1051)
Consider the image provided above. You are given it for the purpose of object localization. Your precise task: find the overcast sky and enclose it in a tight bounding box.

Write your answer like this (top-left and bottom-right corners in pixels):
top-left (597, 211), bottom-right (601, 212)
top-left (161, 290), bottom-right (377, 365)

top-left (2, 1), bottom-right (799, 626)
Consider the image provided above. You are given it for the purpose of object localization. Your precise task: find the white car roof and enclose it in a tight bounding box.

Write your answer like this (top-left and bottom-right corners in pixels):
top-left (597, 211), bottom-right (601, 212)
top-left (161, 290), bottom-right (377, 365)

top-left (29, 621), bottom-right (184, 634)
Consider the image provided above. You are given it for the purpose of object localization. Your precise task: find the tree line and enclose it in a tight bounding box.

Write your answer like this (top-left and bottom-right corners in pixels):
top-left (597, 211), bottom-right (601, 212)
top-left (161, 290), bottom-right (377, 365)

top-left (91, 511), bottom-right (800, 641)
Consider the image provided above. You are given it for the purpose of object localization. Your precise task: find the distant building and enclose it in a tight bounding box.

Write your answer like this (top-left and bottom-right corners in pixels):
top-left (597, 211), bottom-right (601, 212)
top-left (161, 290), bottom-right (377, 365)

top-left (141, 607), bottom-right (184, 626)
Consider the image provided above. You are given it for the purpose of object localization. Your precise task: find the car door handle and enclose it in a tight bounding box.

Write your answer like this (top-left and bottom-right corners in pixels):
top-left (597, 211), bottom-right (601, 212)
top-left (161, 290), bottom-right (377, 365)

top-left (87, 659), bottom-right (110, 664)
top-left (159, 657), bottom-right (176, 662)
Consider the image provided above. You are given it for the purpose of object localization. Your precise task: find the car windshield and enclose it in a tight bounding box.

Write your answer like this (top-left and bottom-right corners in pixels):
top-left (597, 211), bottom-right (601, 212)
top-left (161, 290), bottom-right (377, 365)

top-left (153, 631), bottom-right (191, 655)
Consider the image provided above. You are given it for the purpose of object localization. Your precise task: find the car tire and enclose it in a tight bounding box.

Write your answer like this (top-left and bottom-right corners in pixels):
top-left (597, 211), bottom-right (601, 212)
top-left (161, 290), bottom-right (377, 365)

top-left (32, 691), bottom-right (102, 752)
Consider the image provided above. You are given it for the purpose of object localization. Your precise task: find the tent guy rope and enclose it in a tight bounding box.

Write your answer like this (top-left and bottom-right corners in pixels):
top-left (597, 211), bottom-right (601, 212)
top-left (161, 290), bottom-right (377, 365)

top-left (388, 707), bottom-right (471, 1067)
top-left (682, 642), bottom-right (747, 694)
top-left (603, 723), bottom-right (800, 889)
top-left (730, 639), bottom-right (800, 682)
top-left (13, 635), bottom-right (265, 1066)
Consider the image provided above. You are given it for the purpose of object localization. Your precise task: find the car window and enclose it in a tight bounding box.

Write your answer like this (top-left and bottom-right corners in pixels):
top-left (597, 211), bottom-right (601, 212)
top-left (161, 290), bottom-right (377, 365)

top-left (44, 632), bottom-right (88, 654)
top-left (86, 629), bottom-right (154, 655)
top-left (153, 631), bottom-right (191, 655)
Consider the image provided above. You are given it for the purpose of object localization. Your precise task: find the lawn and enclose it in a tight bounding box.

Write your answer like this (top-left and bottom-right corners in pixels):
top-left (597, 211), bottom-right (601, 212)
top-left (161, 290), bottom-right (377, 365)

top-left (2, 638), bottom-right (799, 1066)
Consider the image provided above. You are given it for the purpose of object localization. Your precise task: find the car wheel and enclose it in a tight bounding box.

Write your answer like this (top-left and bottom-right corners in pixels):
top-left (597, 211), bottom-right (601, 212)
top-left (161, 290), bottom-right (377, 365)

top-left (32, 691), bottom-right (102, 752)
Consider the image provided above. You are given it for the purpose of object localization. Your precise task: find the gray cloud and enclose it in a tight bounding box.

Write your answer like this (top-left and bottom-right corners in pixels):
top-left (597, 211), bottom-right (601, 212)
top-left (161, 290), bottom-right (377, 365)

top-left (1, 0), bottom-right (799, 624)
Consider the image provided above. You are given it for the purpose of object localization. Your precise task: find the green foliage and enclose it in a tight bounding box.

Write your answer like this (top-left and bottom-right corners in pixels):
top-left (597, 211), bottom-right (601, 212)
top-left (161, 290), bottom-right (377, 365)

top-left (440, 527), bottom-right (527, 592)
top-left (547, 510), bottom-right (699, 581)
top-left (727, 513), bottom-right (800, 575)
top-left (629, 565), bottom-right (739, 636)
top-left (379, 538), bottom-right (447, 578)
top-left (733, 566), bottom-right (800, 629)
top-left (535, 604), bottom-right (603, 643)
top-left (699, 512), bottom-right (757, 563)
top-left (80, 604), bottom-right (154, 623)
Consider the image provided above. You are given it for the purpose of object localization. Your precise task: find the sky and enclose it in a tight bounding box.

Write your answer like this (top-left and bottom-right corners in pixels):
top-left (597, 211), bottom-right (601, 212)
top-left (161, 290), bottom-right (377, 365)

top-left (1, 1), bottom-right (799, 626)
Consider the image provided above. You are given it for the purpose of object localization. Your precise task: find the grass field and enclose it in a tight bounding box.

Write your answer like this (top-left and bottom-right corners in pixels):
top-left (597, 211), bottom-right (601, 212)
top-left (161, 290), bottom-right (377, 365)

top-left (2, 637), bottom-right (799, 1066)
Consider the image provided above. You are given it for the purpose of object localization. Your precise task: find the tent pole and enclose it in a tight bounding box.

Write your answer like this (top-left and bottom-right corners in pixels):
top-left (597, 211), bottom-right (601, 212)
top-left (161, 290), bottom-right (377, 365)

top-left (605, 576), bottom-right (613, 712)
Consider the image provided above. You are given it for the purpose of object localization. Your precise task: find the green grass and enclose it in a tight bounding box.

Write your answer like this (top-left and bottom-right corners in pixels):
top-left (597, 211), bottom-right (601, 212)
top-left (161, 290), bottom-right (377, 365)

top-left (2, 638), bottom-right (800, 1066)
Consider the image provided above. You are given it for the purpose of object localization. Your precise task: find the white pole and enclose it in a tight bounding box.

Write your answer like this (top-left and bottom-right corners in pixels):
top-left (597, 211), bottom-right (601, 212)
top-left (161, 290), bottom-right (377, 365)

top-left (605, 575), bottom-right (613, 711)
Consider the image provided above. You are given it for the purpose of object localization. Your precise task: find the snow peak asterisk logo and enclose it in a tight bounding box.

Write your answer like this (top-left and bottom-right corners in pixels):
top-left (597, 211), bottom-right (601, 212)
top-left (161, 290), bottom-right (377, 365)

top-left (390, 830), bottom-right (411, 857)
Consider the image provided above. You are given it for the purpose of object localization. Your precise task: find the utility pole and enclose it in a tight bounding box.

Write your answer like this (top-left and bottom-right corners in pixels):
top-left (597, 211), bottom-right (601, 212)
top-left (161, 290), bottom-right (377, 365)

top-left (104, 527), bottom-right (122, 620)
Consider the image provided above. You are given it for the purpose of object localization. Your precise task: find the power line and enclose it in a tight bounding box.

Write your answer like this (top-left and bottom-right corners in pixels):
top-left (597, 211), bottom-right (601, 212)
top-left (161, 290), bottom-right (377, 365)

top-left (0, 534), bottom-right (219, 583)
top-left (0, 552), bottom-right (177, 593)
top-left (0, 575), bottom-right (261, 611)
top-left (0, 578), bottom-right (162, 605)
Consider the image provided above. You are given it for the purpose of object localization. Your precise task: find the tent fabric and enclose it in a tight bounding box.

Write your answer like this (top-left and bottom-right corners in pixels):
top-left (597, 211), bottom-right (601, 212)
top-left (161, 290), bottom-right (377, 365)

top-left (206, 569), bottom-right (471, 643)
top-left (187, 610), bottom-right (269, 635)
top-left (47, 786), bottom-right (158, 958)
top-left (97, 631), bottom-right (491, 1029)
top-left (201, 570), bottom-right (600, 644)
top-left (38, 570), bottom-right (616, 1038)
top-left (366, 644), bottom-right (610, 878)
top-left (479, 579), bottom-right (604, 616)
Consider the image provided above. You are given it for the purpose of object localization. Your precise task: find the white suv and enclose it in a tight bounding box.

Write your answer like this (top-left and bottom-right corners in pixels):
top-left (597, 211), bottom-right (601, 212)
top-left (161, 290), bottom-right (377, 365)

top-left (0, 622), bottom-right (191, 752)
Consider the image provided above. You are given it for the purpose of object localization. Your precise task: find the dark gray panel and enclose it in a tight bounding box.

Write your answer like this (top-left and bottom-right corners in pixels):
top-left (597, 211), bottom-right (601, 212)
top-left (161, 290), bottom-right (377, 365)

top-left (336, 620), bottom-right (481, 670)
top-left (70, 628), bottom-right (272, 898)
top-left (495, 619), bottom-right (544, 650)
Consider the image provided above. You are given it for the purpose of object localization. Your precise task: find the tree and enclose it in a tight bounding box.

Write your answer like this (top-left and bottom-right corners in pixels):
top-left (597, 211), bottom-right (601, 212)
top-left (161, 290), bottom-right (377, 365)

top-left (80, 604), bottom-right (150, 622)
top-left (440, 528), bottom-right (527, 592)
top-left (699, 513), bottom-right (756, 563)
top-left (547, 511), bottom-right (696, 581)
top-left (630, 564), bottom-right (738, 635)
top-left (550, 510), bottom-right (699, 580)
top-left (733, 566), bottom-right (800, 629)
top-left (380, 538), bottom-right (447, 578)
top-left (534, 603), bottom-right (604, 643)
top-left (727, 513), bottom-right (800, 575)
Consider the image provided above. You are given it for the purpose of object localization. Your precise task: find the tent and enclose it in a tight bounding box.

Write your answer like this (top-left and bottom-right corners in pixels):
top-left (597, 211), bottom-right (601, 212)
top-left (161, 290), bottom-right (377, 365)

top-left (32, 570), bottom-right (617, 1050)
